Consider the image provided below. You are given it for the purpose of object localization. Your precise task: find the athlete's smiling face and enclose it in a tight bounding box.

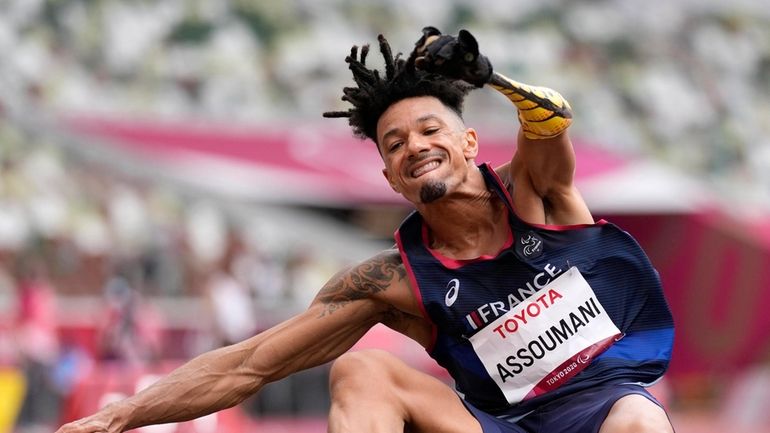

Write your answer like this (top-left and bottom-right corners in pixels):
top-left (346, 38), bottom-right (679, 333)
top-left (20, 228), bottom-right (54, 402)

top-left (376, 96), bottom-right (479, 205)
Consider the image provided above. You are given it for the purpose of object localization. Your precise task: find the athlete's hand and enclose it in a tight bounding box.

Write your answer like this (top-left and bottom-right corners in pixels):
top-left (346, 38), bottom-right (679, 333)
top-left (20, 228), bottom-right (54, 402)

top-left (55, 404), bottom-right (128, 433)
top-left (412, 26), bottom-right (493, 87)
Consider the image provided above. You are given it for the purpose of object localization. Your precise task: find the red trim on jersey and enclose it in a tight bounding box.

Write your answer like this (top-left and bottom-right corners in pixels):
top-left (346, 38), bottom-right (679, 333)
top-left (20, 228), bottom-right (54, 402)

top-left (523, 332), bottom-right (621, 401)
top-left (420, 218), bottom-right (514, 270)
top-left (484, 162), bottom-right (516, 205)
top-left (395, 229), bottom-right (438, 353)
top-left (483, 162), bottom-right (608, 230)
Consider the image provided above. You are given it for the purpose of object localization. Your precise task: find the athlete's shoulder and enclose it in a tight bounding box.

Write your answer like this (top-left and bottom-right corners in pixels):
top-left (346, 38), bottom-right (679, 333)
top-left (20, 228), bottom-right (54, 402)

top-left (315, 248), bottom-right (406, 304)
top-left (362, 248), bottom-right (406, 283)
top-left (374, 247), bottom-right (404, 265)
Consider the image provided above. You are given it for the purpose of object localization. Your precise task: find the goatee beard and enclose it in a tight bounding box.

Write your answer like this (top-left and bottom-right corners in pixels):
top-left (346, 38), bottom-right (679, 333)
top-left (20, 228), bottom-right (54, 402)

top-left (420, 181), bottom-right (447, 203)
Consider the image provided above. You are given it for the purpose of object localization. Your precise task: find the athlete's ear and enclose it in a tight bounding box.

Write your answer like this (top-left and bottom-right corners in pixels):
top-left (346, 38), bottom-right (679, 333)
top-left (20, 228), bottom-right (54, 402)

top-left (463, 127), bottom-right (479, 159)
top-left (382, 168), bottom-right (399, 193)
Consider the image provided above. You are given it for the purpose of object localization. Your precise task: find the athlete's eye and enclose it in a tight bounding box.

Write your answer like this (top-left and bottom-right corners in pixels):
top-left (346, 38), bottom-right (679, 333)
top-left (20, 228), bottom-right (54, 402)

top-left (388, 141), bottom-right (403, 152)
top-left (424, 127), bottom-right (439, 135)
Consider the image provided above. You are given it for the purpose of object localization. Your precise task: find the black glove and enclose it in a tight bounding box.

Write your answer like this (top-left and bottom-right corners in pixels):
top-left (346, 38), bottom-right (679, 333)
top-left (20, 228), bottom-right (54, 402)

top-left (412, 27), bottom-right (493, 88)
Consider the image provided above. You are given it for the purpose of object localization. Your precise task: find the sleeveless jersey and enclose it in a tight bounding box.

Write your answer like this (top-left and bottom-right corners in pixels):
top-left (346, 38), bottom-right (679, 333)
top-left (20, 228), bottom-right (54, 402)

top-left (394, 163), bottom-right (674, 417)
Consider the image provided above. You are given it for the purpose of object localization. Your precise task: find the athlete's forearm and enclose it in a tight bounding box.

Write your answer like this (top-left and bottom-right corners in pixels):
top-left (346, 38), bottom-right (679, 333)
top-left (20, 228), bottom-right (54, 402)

top-left (109, 342), bottom-right (267, 431)
top-left (488, 72), bottom-right (573, 140)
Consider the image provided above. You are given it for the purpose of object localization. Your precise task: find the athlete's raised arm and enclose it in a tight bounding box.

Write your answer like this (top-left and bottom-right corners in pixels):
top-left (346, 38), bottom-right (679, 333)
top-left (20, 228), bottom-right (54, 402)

top-left (54, 249), bottom-right (422, 433)
top-left (490, 73), bottom-right (593, 226)
top-left (411, 27), bottom-right (593, 226)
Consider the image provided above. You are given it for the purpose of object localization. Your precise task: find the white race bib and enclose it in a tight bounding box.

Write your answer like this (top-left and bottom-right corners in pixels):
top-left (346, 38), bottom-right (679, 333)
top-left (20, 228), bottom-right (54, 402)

top-left (469, 267), bottom-right (621, 404)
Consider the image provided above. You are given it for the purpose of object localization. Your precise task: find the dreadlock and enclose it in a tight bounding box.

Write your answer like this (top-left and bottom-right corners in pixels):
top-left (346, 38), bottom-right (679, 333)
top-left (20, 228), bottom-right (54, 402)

top-left (323, 34), bottom-right (473, 144)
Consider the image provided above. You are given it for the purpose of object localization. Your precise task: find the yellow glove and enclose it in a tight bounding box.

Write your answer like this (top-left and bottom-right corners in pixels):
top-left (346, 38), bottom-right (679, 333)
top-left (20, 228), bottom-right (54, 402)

top-left (489, 74), bottom-right (573, 139)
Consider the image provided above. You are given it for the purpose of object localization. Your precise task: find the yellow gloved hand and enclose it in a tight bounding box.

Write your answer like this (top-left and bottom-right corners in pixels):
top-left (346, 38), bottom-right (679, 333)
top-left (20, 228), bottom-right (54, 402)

top-left (490, 74), bottom-right (573, 139)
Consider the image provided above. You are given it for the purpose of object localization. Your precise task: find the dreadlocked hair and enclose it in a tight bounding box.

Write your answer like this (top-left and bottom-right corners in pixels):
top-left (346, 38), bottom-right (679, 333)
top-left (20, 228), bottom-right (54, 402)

top-left (323, 34), bottom-right (473, 144)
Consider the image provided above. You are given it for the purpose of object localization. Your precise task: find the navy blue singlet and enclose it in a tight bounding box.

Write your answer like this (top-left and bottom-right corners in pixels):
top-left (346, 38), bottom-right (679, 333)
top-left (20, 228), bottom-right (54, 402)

top-left (394, 163), bottom-right (674, 418)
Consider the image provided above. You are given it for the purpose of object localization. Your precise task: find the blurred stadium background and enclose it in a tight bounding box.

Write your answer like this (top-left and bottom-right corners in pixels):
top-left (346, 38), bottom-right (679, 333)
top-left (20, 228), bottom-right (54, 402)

top-left (1, 0), bottom-right (769, 432)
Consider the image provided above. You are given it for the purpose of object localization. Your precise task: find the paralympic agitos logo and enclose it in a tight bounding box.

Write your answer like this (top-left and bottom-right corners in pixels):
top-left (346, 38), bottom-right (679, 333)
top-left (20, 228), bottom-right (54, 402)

top-left (517, 231), bottom-right (544, 259)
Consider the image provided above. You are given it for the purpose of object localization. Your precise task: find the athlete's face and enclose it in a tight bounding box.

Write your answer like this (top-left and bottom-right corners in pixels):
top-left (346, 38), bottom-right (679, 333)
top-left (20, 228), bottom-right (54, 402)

top-left (376, 96), bottom-right (479, 204)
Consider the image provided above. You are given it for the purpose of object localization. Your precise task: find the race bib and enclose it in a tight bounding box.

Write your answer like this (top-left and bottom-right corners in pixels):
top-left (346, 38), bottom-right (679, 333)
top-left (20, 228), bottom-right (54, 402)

top-left (469, 267), bottom-right (621, 404)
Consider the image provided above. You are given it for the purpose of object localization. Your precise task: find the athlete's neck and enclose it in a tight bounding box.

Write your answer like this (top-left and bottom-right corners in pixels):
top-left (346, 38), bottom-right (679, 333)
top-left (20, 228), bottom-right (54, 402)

top-left (418, 176), bottom-right (510, 260)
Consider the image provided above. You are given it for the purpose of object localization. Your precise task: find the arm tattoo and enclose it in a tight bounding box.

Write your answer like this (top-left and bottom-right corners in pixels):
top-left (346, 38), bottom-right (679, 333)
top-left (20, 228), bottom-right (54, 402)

top-left (316, 252), bottom-right (406, 317)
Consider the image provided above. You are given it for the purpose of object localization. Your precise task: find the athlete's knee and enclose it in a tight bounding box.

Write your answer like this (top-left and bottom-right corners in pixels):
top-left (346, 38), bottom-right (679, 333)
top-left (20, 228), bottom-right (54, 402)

top-left (329, 350), bottom-right (400, 397)
top-left (608, 415), bottom-right (672, 433)
top-left (600, 395), bottom-right (673, 433)
top-left (328, 351), bottom-right (413, 430)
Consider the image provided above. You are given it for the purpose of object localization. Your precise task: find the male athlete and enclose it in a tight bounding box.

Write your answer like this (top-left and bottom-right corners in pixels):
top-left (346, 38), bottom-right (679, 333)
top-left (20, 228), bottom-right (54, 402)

top-left (56, 28), bottom-right (674, 433)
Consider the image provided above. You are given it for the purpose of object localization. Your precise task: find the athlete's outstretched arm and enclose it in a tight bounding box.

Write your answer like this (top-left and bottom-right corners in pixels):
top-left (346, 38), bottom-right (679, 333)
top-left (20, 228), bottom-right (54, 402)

top-left (55, 250), bottom-right (414, 433)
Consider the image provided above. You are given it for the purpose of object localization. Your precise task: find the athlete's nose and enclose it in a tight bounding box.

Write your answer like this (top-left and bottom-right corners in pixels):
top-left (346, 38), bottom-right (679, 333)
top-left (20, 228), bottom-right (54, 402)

top-left (405, 132), bottom-right (431, 158)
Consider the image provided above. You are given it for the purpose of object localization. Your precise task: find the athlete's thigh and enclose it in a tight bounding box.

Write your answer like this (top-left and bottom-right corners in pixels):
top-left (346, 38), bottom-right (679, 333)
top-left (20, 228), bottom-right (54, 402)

top-left (357, 350), bottom-right (483, 433)
top-left (599, 394), bottom-right (673, 433)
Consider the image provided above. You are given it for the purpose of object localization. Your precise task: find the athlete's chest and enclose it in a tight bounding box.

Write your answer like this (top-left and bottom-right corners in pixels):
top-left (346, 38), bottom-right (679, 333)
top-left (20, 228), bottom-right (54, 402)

top-left (420, 248), bottom-right (581, 330)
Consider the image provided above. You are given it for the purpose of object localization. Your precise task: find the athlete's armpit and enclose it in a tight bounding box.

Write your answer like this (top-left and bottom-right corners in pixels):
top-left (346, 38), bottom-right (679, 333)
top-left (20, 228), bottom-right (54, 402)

top-left (315, 250), bottom-right (407, 317)
top-left (380, 304), bottom-right (430, 344)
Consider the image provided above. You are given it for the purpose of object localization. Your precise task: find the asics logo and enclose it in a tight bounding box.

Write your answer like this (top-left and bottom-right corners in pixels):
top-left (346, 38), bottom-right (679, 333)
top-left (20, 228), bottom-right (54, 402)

top-left (445, 279), bottom-right (460, 307)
